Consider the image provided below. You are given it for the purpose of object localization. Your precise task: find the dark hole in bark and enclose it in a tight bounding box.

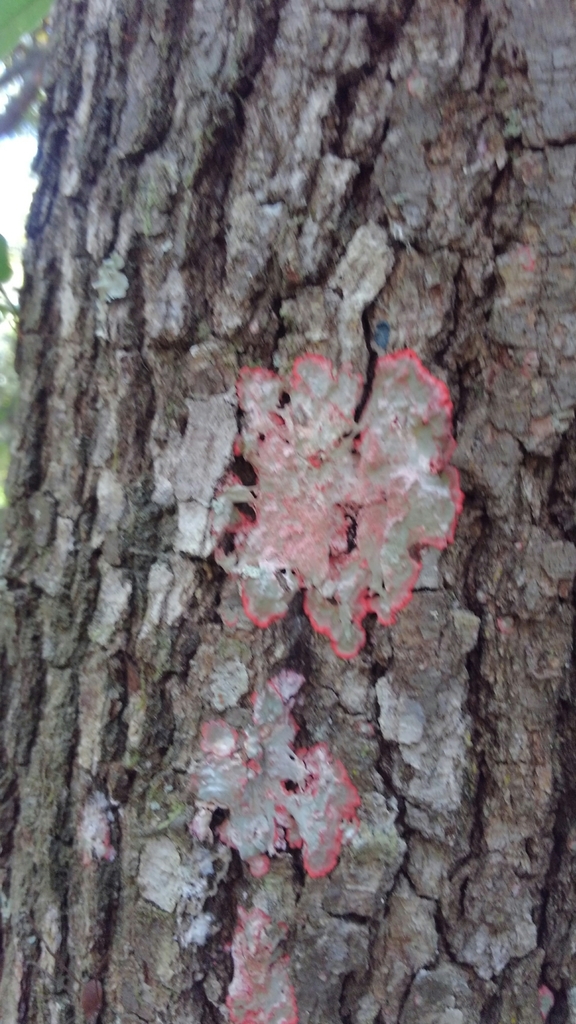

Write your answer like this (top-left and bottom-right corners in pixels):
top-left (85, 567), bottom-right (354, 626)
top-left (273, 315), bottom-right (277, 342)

top-left (279, 391), bottom-right (291, 407)
top-left (211, 807), bottom-right (228, 829)
top-left (237, 503), bottom-right (256, 522)
top-left (232, 455), bottom-right (257, 486)
top-left (346, 514), bottom-right (357, 552)
top-left (290, 846), bottom-right (306, 886)
top-left (177, 409), bottom-right (188, 436)
top-left (220, 533), bottom-right (235, 556)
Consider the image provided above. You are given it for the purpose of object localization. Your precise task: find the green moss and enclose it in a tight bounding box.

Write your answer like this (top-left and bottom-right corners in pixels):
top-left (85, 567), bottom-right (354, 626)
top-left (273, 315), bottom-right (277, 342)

top-left (144, 781), bottom-right (188, 832)
top-left (194, 319), bottom-right (212, 343)
top-left (153, 801), bottom-right (188, 832)
top-left (351, 823), bottom-right (401, 866)
top-left (503, 109), bottom-right (522, 139)
top-left (0, 440), bottom-right (9, 507)
top-left (123, 748), bottom-right (141, 769)
top-left (137, 181), bottom-right (161, 236)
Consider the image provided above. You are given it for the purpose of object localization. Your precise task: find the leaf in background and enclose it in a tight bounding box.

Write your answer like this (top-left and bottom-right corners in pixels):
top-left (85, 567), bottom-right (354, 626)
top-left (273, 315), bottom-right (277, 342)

top-left (0, 235), bottom-right (12, 283)
top-left (0, 0), bottom-right (52, 60)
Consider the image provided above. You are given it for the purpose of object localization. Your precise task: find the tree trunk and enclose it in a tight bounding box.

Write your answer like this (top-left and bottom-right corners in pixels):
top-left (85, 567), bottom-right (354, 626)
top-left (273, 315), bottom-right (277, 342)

top-left (2, 0), bottom-right (576, 1021)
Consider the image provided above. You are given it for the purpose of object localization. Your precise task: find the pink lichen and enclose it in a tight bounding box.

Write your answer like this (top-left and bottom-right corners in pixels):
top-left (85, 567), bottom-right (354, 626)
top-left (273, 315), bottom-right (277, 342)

top-left (227, 907), bottom-right (297, 1024)
top-left (212, 351), bottom-right (463, 658)
top-left (190, 673), bottom-right (360, 878)
top-left (79, 793), bottom-right (116, 866)
top-left (538, 986), bottom-right (554, 1022)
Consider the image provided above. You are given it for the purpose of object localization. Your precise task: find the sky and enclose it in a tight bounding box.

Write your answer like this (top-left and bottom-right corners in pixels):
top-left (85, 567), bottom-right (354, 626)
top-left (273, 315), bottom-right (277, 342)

top-left (0, 132), bottom-right (37, 506)
top-left (0, 131), bottom-right (38, 261)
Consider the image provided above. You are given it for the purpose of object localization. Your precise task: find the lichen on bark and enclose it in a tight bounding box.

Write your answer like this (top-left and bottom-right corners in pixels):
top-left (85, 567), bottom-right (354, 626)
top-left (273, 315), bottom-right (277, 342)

top-left (213, 351), bottom-right (462, 658)
top-left (1, 0), bottom-right (576, 1020)
top-left (191, 672), bottom-right (360, 878)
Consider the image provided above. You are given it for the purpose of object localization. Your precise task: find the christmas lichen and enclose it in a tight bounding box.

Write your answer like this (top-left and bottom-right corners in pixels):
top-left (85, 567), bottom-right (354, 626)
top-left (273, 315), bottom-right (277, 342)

top-left (227, 907), bottom-right (297, 1024)
top-left (212, 351), bottom-right (463, 658)
top-left (190, 671), bottom-right (360, 878)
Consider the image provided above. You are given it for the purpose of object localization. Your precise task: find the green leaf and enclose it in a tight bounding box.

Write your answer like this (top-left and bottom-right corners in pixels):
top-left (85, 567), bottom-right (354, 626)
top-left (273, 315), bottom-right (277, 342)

top-left (0, 0), bottom-right (52, 60)
top-left (0, 236), bottom-right (12, 284)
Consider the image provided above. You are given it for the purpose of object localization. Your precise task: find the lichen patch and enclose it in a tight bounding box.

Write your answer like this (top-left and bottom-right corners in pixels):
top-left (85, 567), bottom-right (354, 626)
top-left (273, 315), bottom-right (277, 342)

top-left (213, 351), bottom-right (462, 657)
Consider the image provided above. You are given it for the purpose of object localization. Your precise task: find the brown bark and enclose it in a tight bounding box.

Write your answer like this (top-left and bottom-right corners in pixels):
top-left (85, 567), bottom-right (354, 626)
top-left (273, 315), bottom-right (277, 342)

top-left (2, 0), bottom-right (576, 1021)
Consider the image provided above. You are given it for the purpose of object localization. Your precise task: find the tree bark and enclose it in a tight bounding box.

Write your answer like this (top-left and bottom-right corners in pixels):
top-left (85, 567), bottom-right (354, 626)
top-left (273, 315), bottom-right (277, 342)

top-left (2, 0), bottom-right (576, 1021)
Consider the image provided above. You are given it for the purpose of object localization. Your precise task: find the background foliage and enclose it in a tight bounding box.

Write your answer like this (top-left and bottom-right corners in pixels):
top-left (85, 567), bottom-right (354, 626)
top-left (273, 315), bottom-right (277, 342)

top-left (0, 0), bottom-right (51, 59)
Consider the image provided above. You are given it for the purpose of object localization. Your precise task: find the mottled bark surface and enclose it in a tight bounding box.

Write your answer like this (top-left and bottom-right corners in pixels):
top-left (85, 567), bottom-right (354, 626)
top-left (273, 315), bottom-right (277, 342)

top-left (2, 0), bottom-right (576, 1021)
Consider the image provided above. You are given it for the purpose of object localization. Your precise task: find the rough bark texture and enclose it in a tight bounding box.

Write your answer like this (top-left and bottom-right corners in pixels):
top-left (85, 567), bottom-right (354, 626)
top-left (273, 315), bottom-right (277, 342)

top-left (2, 0), bottom-right (576, 1021)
